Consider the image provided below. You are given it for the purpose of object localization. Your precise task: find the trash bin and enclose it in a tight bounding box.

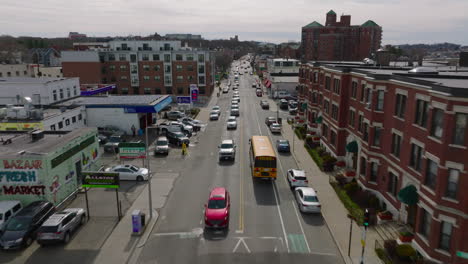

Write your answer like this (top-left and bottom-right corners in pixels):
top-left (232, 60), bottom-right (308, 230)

top-left (132, 210), bottom-right (143, 235)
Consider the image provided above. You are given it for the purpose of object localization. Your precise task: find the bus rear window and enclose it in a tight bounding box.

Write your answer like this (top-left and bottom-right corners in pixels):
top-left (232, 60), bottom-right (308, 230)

top-left (254, 158), bottom-right (276, 168)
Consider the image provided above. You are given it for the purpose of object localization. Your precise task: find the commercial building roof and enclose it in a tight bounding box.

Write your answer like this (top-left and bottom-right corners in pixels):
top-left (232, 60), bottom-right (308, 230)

top-left (271, 76), bottom-right (299, 83)
top-left (58, 95), bottom-right (168, 106)
top-left (0, 77), bottom-right (72, 84)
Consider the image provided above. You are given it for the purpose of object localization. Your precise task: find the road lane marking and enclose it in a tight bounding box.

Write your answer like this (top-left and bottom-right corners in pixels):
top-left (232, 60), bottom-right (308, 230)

top-left (291, 201), bottom-right (311, 253)
top-left (272, 181), bottom-right (290, 253)
top-left (238, 119), bottom-right (245, 233)
top-left (288, 234), bottom-right (308, 253)
top-left (232, 237), bottom-right (251, 253)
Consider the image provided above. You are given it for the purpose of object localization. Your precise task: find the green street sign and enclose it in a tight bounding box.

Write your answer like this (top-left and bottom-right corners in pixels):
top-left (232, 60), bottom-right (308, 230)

top-left (457, 251), bottom-right (468, 259)
top-left (215, 74), bottom-right (220, 81)
top-left (82, 172), bottom-right (120, 189)
top-left (119, 142), bottom-right (146, 159)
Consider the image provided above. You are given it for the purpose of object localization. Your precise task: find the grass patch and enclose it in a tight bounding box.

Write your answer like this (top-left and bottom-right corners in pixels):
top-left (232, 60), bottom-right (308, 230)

top-left (375, 248), bottom-right (392, 264)
top-left (190, 108), bottom-right (200, 118)
top-left (331, 182), bottom-right (364, 225)
top-left (304, 144), bottom-right (323, 170)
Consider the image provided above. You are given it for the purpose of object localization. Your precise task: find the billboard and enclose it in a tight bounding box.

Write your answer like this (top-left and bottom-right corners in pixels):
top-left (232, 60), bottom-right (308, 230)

top-left (176, 96), bottom-right (191, 104)
top-left (118, 142), bottom-right (146, 159)
top-left (82, 171), bottom-right (120, 189)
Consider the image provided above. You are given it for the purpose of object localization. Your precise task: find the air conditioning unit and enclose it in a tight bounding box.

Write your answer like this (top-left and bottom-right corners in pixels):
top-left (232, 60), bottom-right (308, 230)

top-left (31, 130), bottom-right (44, 141)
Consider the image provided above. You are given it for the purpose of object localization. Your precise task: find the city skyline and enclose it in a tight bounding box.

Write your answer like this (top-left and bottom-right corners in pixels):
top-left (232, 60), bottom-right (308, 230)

top-left (1, 0), bottom-right (468, 45)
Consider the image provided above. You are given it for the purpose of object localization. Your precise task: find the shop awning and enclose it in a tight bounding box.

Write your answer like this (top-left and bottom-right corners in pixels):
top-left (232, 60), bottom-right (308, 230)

top-left (264, 79), bottom-right (269, 85)
top-left (345, 141), bottom-right (358, 153)
top-left (398, 185), bottom-right (419, 205)
top-left (266, 80), bottom-right (271, 88)
top-left (315, 116), bottom-right (323, 124)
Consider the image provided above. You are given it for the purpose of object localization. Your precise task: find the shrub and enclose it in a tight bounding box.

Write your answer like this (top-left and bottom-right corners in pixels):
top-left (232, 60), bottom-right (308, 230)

top-left (331, 182), bottom-right (364, 225)
top-left (190, 108), bottom-right (200, 118)
top-left (396, 244), bottom-right (416, 259)
top-left (317, 146), bottom-right (326, 155)
top-left (336, 175), bottom-right (348, 186)
top-left (336, 161), bottom-right (346, 167)
top-left (384, 240), bottom-right (397, 257)
top-left (305, 145), bottom-right (323, 170)
top-left (399, 231), bottom-right (414, 237)
top-left (344, 182), bottom-right (359, 196)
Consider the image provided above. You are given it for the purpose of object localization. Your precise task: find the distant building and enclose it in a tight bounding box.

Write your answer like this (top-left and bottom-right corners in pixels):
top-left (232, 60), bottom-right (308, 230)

top-left (164, 34), bottom-right (202, 40)
top-left (69, 32), bottom-right (87, 39)
top-left (277, 42), bottom-right (301, 59)
top-left (258, 43), bottom-right (276, 56)
top-left (28, 48), bottom-right (61, 67)
top-left (230, 35), bottom-right (239, 42)
top-left (263, 58), bottom-right (300, 97)
top-left (301, 10), bottom-right (382, 61)
top-left (61, 40), bottom-right (215, 99)
top-left (73, 42), bottom-right (110, 51)
top-left (460, 52), bottom-right (468, 67)
top-left (0, 64), bottom-right (35, 78)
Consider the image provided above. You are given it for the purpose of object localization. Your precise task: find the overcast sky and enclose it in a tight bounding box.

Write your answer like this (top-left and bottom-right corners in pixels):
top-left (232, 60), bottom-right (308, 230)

top-left (1, 0), bottom-right (467, 45)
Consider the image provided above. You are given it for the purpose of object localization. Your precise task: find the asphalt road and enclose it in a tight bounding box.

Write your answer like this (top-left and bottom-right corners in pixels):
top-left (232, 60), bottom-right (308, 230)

top-left (135, 61), bottom-right (344, 264)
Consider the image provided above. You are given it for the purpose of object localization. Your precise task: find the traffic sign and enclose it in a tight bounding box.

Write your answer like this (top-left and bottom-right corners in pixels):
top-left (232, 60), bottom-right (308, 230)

top-left (457, 251), bottom-right (468, 259)
top-left (176, 96), bottom-right (191, 104)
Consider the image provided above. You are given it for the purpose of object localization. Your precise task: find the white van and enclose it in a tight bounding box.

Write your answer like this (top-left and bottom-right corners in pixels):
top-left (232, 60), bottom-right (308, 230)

top-left (273, 91), bottom-right (291, 99)
top-left (0, 200), bottom-right (22, 229)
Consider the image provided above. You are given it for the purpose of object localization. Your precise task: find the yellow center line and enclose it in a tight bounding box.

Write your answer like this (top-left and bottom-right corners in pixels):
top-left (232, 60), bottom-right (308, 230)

top-left (238, 118), bottom-right (244, 232)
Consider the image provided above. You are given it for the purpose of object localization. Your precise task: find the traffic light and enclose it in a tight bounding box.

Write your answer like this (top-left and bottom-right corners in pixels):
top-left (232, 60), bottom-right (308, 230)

top-left (363, 209), bottom-right (370, 228)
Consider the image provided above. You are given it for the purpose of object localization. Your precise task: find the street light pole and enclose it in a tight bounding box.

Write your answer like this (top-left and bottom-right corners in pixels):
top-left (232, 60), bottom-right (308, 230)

top-left (145, 115), bottom-right (153, 220)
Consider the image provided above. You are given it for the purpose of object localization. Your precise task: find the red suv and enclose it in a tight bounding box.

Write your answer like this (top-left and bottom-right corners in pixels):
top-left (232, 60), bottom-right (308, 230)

top-left (204, 187), bottom-right (230, 229)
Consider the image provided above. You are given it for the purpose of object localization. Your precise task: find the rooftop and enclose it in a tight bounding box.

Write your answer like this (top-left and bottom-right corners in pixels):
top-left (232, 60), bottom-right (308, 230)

top-left (0, 127), bottom-right (96, 157)
top-left (0, 77), bottom-right (72, 85)
top-left (57, 95), bottom-right (169, 107)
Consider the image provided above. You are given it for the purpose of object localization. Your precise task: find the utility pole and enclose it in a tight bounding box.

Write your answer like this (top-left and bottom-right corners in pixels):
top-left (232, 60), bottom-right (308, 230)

top-left (360, 209), bottom-right (370, 264)
top-left (145, 115), bottom-right (153, 220)
top-left (347, 214), bottom-right (355, 257)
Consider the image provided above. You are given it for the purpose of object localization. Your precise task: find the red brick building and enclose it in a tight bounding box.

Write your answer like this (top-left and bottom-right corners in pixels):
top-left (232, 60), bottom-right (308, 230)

top-left (61, 40), bottom-right (215, 98)
top-left (298, 62), bottom-right (468, 264)
top-left (301, 10), bottom-right (382, 61)
top-left (276, 42), bottom-right (301, 60)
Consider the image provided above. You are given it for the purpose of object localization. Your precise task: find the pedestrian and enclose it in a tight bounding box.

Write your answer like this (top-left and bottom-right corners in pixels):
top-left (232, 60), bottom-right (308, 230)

top-left (131, 125), bottom-right (136, 137)
top-left (181, 142), bottom-right (187, 156)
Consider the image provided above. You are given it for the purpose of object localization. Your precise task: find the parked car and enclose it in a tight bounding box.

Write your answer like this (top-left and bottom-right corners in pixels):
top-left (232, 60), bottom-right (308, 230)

top-left (0, 201), bottom-right (22, 230)
top-left (37, 208), bottom-right (87, 245)
top-left (211, 106), bottom-right (221, 115)
top-left (179, 118), bottom-right (202, 132)
top-left (166, 111), bottom-right (185, 120)
top-left (218, 139), bottom-right (236, 161)
top-left (233, 96), bottom-right (240, 102)
top-left (289, 107), bottom-right (298, 115)
top-left (256, 89), bottom-right (262, 97)
top-left (0, 201), bottom-right (55, 249)
top-left (204, 187), bottom-right (230, 229)
top-left (270, 123), bottom-right (281, 134)
top-left (105, 164), bottom-right (149, 181)
top-left (265, 116), bottom-right (276, 126)
top-left (226, 116), bottom-right (237, 130)
top-left (276, 139), bottom-right (290, 153)
top-left (166, 130), bottom-right (190, 146)
top-left (159, 121), bottom-right (193, 136)
top-left (222, 87), bottom-right (229, 93)
top-left (97, 134), bottom-right (108, 145)
top-left (98, 126), bottom-right (125, 137)
top-left (286, 169), bottom-right (309, 189)
top-left (104, 132), bottom-right (126, 153)
top-left (230, 107), bottom-right (239, 117)
top-left (252, 83), bottom-right (257, 88)
top-left (210, 111), bottom-right (220, 120)
top-left (154, 136), bottom-right (169, 155)
top-left (260, 100), bottom-right (270, 110)
top-left (294, 187), bottom-right (321, 213)
top-left (279, 99), bottom-right (289, 110)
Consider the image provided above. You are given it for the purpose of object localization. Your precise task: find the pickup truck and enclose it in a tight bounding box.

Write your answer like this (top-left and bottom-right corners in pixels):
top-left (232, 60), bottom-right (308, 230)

top-left (158, 121), bottom-right (193, 136)
top-left (104, 133), bottom-right (126, 153)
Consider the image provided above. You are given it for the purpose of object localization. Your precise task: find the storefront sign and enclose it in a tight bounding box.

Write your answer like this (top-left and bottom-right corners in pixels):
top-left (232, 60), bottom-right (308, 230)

top-left (118, 142), bottom-right (146, 159)
top-left (82, 171), bottom-right (120, 189)
top-left (0, 170), bottom-right (37, 184)
top-left (3, 160), bottom-right (42, 169)
top-left (0, 122), bottom-right (43, 131)
top-left (2, 185), bottom-right (46, 195)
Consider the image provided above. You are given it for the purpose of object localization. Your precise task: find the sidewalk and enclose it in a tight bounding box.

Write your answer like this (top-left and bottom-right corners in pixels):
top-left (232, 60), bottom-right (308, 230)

top-left (281, 123), bottom-right (382, 264)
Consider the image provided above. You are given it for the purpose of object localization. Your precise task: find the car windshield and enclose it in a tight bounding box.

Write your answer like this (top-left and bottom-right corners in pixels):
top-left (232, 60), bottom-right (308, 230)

top-left (228, 118), bottom-right (236, 122)
top-left (156, 140), bottom-right (168, 146)
top-left (221, 143), bottom-right (233, 148)
top-left (212, 106), bottom-right (220, 110)
top-left (304, 195), bottom-right (319, 202)
top-left (175, 133), bottom-right (185, 138)
top-left (109, 136), bottom-right (120, 142)
top-left (130, 166), bottom-right (139, 172)
top-left (207, 199), bottom-right (226, 209)
top-left (6, 216), bottom-right (32, 231)
top-left (272, 124), bottom-right (280, 127)
top-left (279, 140), bottom-right (289, 145)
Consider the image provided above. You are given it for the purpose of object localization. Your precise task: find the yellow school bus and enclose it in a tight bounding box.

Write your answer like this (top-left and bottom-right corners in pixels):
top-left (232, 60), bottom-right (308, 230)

top-left (249, 136), bottom-right (277, 180)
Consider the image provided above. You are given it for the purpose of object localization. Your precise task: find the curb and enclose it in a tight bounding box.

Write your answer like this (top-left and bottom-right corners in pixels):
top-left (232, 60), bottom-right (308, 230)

top-left (126, 209), bottom-right (160, 264)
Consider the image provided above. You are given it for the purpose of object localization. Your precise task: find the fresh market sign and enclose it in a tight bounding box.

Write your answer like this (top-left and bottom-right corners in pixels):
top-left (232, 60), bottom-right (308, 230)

top-left (82, 172), bottom-right (120, 189)
top-left (119, 142), bottom-right (146, 159)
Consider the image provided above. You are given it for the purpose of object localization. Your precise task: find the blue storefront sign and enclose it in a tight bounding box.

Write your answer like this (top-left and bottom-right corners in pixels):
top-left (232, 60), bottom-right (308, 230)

top-left (176, 96), bottom-right (191, 104)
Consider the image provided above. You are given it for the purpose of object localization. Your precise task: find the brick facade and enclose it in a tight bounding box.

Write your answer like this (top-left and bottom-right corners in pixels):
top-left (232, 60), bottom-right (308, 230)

top-left (299, 62), bottom-right (468, 264)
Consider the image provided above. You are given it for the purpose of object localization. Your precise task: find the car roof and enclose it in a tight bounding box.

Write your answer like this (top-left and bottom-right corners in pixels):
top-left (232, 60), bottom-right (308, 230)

top-left (0, 200), bottom-right (21, 211)
top-left (209, 187), bottom-right (226, 199)
top-left (221, 139), bottom-right (234, 144)
top-left (296, 187), bottom-right (317, 196)
top-left (114, 164), bottom-right (138, 169)
top-left (291, 169), bottom-right (306, 177)
top-left (278, 139), bottom-right (289, 143)
top-left (157, 136), bottom-right (168, 141)
top-left (42, 211), bottom-right (72, 226)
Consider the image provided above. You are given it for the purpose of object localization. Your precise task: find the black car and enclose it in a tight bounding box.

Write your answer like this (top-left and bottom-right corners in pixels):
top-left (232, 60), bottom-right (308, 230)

top-left (166, 131), bottom-right (190, 147)
top-left (0, 201), bottom-right (55, 249)
top-left (265, 116), bottom-right (277, 126)
top-left (260, 100), bottom-right (270, 110)
top-left (104, 133), bottom-right (126, 153)
top-left (279, 99), bottom-right (289, 110)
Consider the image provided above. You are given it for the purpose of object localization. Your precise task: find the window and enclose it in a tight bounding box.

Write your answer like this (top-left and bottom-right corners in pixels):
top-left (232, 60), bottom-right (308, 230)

top-left (142, 54), bottom-right (149, 61)
top-left (131, 65), bottom-right (137, 73)
top-left (176, 54), bottom-right (183, 61)
top-left (360, 84), bottom-right (366, 102)
top-left (119, 65), bottom-right (127, 71)
top-left (425, 159), bottom-right (437, 190)
top-left (59, 89), bottom-right (64, 99)
top-left (154, 65), bottom-right (160, 71)
top-left (325, 76), bottom-right (331, 90)
top-left (349, 110), bottom-right (355, 127)
top-left (445, 169), bottom-right (459, 199)
top-left (360, 157), bottom-right (367, 176)
top-left (373, 127), bottom-right (382, 146)
top-left (330, 131), bottom-right (337, 146)
top-left (15, 71), bottom-right (19, 76)
top-left (7, 72), bottom-right (11, 77)
top-left (143, 65), bottom-right (150, 71)
top-left (66, 88), bottom-right (71, 97)
top-left (391, 133), bottom-right (402, 158)
top-left (50, 124), bottom-right (56, 131)
top-left (199, 87), bottom-right (205, 94)
top-left (363, 123), bottom-right (369, 142)
top-left (23, 71), bottom-right (27, 75)
top-left (176, 76), bottom-right (183, 83)
top-left (387, 172), bottom-right (398, 196)
top-left (0, 72), bottom-right (2, 77)
top-left (143, 76), bottom-right (150, 81)
top-left (198, 65), bottom-right (205, 74)
top-left (165, 65), bottom-right (171, 73)
top-left (198, 54), bottom-right (204, 62)
top-left (130, 54), bottom-right (137, 63)
top-left (322, 123), bottom-right (328, 138)
top-left (58, 121), bottom-right (63, 129)
top-left (370, 162), bottom-right (378, 182)
top-left (439, 222), bottom-right (452, 251)
top-left (453, 113), bottom-right (467, 145)
top-left (121, 87), bottom-right (129, 94)
top-left (312, 93), bottom-right (317, 103)
top-left (164, 75), bottom-right (172, 85)
top-left (198, 76), bottom-right (205, 85)
top-left (165, 87), bottom-right (173, 94)
top-left (154, 76), bottom-right (161, 81)
top-left (187, 65), bottom-right (194, 71)
top-left (164, 54), bottom-right (171, 63)
top-left (177, 87), bottom-right (183, 94)
top-left (429, 108), bottom-right (444, 139)
top-left (331, 104), bottom-right (339, 120)
top-left (186, 54), bottom-right (194, 61)
top-left (313, 72), bottom-right (318, 83)
top-left (188, 75), bottom-right (194, 81)
top-left (53, 90), bottom-right (57, 101)
top-left (414, 99), bottom-right (428, 127)
top-left (323, 100), bottom-right (330, 114)
top-left (119, 54), bottom-right (126, 61)
top-left (72, 116), bottom-right (76, 123)
top-left (358, 114), bottom-right (363, 132)
top-left (419, 209), bottom-right (431, 238)
top-left (144, 87), bottom-right (151, 94)
top-left (176, 65), bottom-right (183, 71)
top-left (65, 119), bottom-right (70, 126)
top-left (333, 79), bottom-right (340, 94)
top-left (351, 81), bottom-right (357, 99)
top-left (410, 143), bottom-right (423, 172)
top-left (153, 54), bottom-right (160, 61)
top-left (394, 94), bottom-right (407, 118)
top-left (109, 65), bottom-right (115, 71)
top-left (376, 90), bottom-right (384, 111)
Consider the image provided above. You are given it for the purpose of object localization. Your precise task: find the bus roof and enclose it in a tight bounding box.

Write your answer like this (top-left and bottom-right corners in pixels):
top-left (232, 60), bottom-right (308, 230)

top-left (251, 136), bottom-right (276, 158)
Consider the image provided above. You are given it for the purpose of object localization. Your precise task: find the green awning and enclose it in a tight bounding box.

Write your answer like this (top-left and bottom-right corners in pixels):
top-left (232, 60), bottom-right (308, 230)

top-left (316, 116), bottom-right (323, 124)
top-left (398, 185), bottom-right (418, 205)
top-left (345, 141), bottom-right (358, 153)
top-left (301, 103), bottom-right (307, 110)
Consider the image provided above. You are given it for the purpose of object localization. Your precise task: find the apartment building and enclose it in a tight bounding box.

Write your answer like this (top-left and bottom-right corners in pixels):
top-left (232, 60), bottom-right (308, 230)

top-left (61, 40), bottom-right (215, 98)
top-left (298, 63), bottom-right (467, 264)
